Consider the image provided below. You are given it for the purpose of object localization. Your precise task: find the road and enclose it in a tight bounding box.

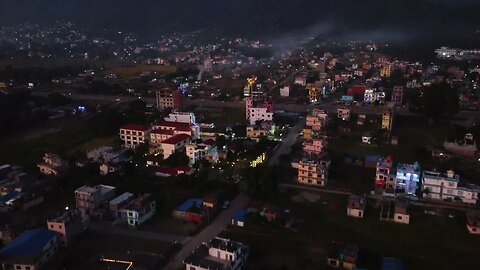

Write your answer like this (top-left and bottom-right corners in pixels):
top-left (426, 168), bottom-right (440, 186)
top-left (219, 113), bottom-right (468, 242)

top-left (33, 91), bottom-right (480, 118)
top-left (268, 119), bottom-right (305, 166)
top-left (164, 193), bottom-right (250, 270)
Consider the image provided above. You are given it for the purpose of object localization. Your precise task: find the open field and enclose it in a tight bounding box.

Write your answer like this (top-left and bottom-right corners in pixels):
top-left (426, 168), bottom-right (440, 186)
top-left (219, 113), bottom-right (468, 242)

top-left (222, 191), bottom-right (480, 269)
top-left (103, 64), bottom-right (177, 79)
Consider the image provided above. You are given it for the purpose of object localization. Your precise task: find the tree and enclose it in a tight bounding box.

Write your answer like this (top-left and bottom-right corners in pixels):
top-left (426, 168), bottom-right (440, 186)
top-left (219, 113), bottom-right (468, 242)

top-left (422, 83), bottom-right (459, 120)
top-left (164, 152), bottom-right (189, 167)
top-left (215, 135), bottom-right (227, 149)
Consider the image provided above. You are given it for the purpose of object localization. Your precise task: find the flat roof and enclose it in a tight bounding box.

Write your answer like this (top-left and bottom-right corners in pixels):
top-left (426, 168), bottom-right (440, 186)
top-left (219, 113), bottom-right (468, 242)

top-left (110, 192), bottom-right (134, 206)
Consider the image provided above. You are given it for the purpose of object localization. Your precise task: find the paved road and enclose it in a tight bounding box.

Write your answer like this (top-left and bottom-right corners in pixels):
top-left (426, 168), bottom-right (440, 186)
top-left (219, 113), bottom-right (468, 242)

top-left (268, 119), bottom-right (305, 166)
top-left (164, 193), bottom-right (250, 270)
top-left (89, 222), bottom-right (191, 244)
top-left (33, 91), bottom-right (480, 118)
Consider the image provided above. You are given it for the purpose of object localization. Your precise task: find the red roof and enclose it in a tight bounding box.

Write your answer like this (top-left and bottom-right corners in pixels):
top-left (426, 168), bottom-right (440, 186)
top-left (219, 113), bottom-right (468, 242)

top-left (161, 134), bottom-right (191, 145)
top-left (156, 166), bottom-right (192, 176)
top-left (120, 124), bottom-right (149, 131)
top-left (156, 121), bottom-right (191, 132)
top-left (151, 129), bottom-right (175, 135)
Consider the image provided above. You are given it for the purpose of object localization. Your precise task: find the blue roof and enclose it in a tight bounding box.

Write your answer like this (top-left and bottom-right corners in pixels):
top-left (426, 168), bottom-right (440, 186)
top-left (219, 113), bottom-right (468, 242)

top-left (0, 228), bottom-right (57, 257)
top-left (233, 208), bottom-right (247, 222)
top-left (177, 198), bottom-right (203, 212)
top-left (0, 191), bottom-right (21, 204)
top-left (382, 257), bottom-right (405, 270)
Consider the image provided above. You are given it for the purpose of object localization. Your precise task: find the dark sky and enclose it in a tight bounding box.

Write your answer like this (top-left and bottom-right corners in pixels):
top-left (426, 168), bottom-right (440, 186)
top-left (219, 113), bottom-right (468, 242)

top-left (0, 0), bottom-right (478, 41)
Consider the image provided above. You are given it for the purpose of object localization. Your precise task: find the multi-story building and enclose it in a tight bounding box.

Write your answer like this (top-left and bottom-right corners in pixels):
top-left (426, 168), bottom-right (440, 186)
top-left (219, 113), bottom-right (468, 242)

top-left (327, 242), bottom-right (359, 270)
top-left (347, 195), bottom-right (366, 218)
top-left (75, 184), bottom-right (116, 216)
top-left (337, 107), bottom-right (351, 121)
top-left (443, 133), bottom-right (477, 158)
top-left (391, 85), bottom-right (404, 106)
top-left (0, 228), bottom-right (58, 270)
top-left (248, 107), bottom-right (273, 125)
top-left (186, 142), bottom-right (218, 165)
top-left (375, 157), bottom-right (421, 196)
top-left (156, 88), bottom-right (185, 110)
top-left (159, 134), bottom-right (192, 159)
top-left (382, 102), bottom-right (395, 130)
top-left (303, 137), bottom-right (328, 155)
top-left (164, 111), bottom-right (196, 124)
top-left (150, 129), bottom-right (175, 146)
top-left (294, 75), bottom-right (307, 86)
top-left (119, 124), bottom-right (151, 148)
top-left (47, 210), bottom-right (83, 246)
top-left (246, 122), bottom-right (275, 140)
top-left (37, 153), bottom-right (69, 176)
top-left (306, 109), bottom-right (329, 131)
top-left (297, 155), bottom-right (330, 187)
top-left (184, 237), bottom-right (249, 270)
top-left (422, 170), bottom-right (480, 204)
top-left (126, 194), bottom-right (156, 228)
top-left (393, 197), bottom-right (410, 224)
top-left (153, 121), bottom-right (199, 140)
top-left (380, 64), bottom-right (392, 77)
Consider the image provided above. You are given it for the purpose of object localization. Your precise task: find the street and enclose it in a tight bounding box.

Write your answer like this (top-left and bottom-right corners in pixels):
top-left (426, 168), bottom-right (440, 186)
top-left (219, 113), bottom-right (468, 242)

top-left (268, 119), bottom-right (305, 166)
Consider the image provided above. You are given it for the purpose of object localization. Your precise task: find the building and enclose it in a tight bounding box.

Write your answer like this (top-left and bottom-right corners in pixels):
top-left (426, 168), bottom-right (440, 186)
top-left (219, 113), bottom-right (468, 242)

top-left (382, 103), bottom-right (395, 131)
top-left (246, 125), bottom-right (269, 139)
top-left (303, 137), bottom-right (328, 155)
top-left (109, 192), bottom-right (134, 221)
top-left (125, 194), bottom-right (156, 228)
top-left (164, 111), bottom-right (196, 124)
top-left (153, 121), bottom-right (199, 140)
top-left (87, 147), bottom-right (130, 164)
top-left (337, 106), bottom-right (351, 121)
top-left (47, 210), bottom-right (83, 246)
top-left (159, 134), bottom-right (191, 159)
top-left (150, 129), bottom-right (175, 146)
top-left (380, 64), bottom-right (392, 77)
top-left (306, 109), bottom-right (329, 131)
top-left (248, 107), bottom-right (273, 125)
top-left (327, 242), bottom-right (359, 270)
top-left (279, 86), bottom-right (289, 97)
top-left (422, 170), bottom-right (480, 204)
top-left (391, 86), bottom-right (404, 106)
top-left (364, 88), bottom-right (386, 105)
top-left (297, 155), bottom-right (330, 187)
top-left (186, 142), bottom-right (218, 165)
top-left (231, 209), bottom-right (247, 227)
top-left (443, 133), bottom-right (477, 157)
top-left (184, 237), bottom-right (249, 270)
top-left (347, 195), bottom-right (366, 218)
top-left (394, 197), bottom-right (410, 224)
top-left (173, 198), bottom-right (205, 224)
top-left (37, 153), bottom-right (68, 176)
top-left (119, 124), bottom-right (151, 148)
top-left (155, 166), bottom-right (194, 177)
top-left (0, 228), bottom-right (58, 270)
top-left (156, 88), bottom-right (185, 110)
top-left (375, 157), bottom-right (421, 197)
top-left (75, 184), bottom-right (116, 216)
top-left (294, 75), bottom-right (307, 86)
top-left (466, 212), bottom-right (480, 234)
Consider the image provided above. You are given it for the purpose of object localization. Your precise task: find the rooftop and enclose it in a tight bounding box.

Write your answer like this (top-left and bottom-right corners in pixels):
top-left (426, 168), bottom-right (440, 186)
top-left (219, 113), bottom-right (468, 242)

top-left (161, 134), bottom-right (191, 145)
top-left (177, 198), bottom-right (203, 212)
top-left (151, 129), bottom-right (175, 135)
top-left (75, 184), bottom-right (116, 195)
top-left (109, 192), bottom-right (134, 206)
top-left (0, 228), bottom-right (57, 262)
top-left (156, 121), bottom-right (191, 131)
top-left (120, 124), bottom-right (149, 131)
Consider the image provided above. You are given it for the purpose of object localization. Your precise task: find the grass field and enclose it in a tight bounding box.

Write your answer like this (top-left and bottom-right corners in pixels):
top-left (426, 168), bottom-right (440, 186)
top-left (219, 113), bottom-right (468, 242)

top-left (103, 64), bottom-right (177, 79)
top-left (222, 191), bottom-right (480, 269)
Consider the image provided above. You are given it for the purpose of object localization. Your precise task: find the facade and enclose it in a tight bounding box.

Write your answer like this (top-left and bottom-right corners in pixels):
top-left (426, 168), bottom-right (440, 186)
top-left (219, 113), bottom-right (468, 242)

top-left (184, 237), bottom-right (249, 270)
top-left (466, 213), bottom-right (480, 234)
top-left (303, 137), bottom-right (328, 155)
top-left (422, 170), bottom-right (480, 204)
top-left (75, 184), bottom-right (116, 215)
top-left (347, 195), bottom-right (366, 218)
top-left (0, 228), bottom-right (58, 270)
top-left (380, 64), bottom-right (392, 77)
top-left (159, 134), bottom-right (191, 159)
top-left (279, 86), bottom-right (289, 97)
top-left (375, 157), bottom-right (421, 197)
top-left (297, 156), bottom-right (330, 187)
top-left (109, 192), bottom-right (134, 221)
top-left (391, 85), bottom-right (404, 106)
top-left (119, 124), bottom-right (151, 148)
top-left (327, 242), bottom-right (359, 270)
top-left (337, 107), bottom-right (351, 121)
top-left (186, 143), bottom-right (219, 165)
top-left (248, 107), bottom-right (273, 125)
top-left (294, 75), bottom-right (307, 86)
top-left (126, 194), bottom-right (156, 228)
top-left (394, 198), bottom-right (410, 224)
top-left (382, 102), bottom-right (395, 130)
top-left (164, 111), bottom-right (196, 124)
top-left (246, 123), bottom-right (274, 140)
top-left (156, 88), bottom-right (185, 110)
top-left (153, 121), bottom-right (199, 140)
top-left (306, 109), bottom-right (329, 131)
top-left (37, 153), bottom-right (68, 176)
top-left (150, 129), bottom-right (175, 145)
top-left (47, 210), bottom-right (83, 246)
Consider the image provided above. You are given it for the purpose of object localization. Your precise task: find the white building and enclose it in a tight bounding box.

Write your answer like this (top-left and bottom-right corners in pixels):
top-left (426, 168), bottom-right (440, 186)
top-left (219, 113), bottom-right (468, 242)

top-left (184, 237), bottom-right (249, 270)
top-left (159, 134), bottom-right (192, 159)
top-left (119, 124), bottom-right (151, 148)
top-left (347, 195), bottom-right (365, 218)
top-left (248, 107), bottom-right (273, 125)
top-left (186, 142), bottom-right (218, 165)
top-left (164, 111), bottom-right (196, 124)
top-left (280, 86), bottom-right (290, 97)
top-left (422, 170), bottom-right (480, 204)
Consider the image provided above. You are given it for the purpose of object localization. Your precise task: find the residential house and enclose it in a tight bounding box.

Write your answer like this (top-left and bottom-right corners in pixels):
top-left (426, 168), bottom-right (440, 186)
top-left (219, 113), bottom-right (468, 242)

top-left (47, 210), bottom-right (83, 247)
top-left (303, 137), bottom-right (328, 155)
top-left (466, 212), bottom-right (480, 235)
top-left (375, 157), bottom-right (421, 197)
top-left (382, 103), bottom-right (395, 131)
top-left (186, 142), bottom-right (218, 165)
top-left (184, 237), bottom-right (249, 270)
top-left (231, 209), bottom-right (247, 228)
top-left (74, 185), bottom-right (116, 216)
top-left (109, 192), bottom-right (134, 221)
top-left (347, 195), bottom-right (366, 218)
top-left (422, 170), bottom-right (480, 204)
top-left (248, 107), bottom-right (273, 125)
top-left (394, 197), bottom-right (410, 224)
top-left (391, 86), bottom-right (404, 106)
top-left (126, 194), bottom-right (156, 228)
top-left (156, 88), bottom-right (185, 110)
top-left (159, 134), bottom-right (191, 159)
top-left (297, 155), bottom-right (331, 187)
top-left (337, 107), bottom-right (351, 121)
top-left (0, 228), bottom-right (58, 270)
top-left (306, 109), bottom-right (329, 131)
top-left (173, 198), bottom-right (205, 224)
top-left (327, 242), bottom-right (359, 270)
top-left (119, 124), bottom-right (151, 148)
top-left (37, 153), bottom-right (68, 176)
